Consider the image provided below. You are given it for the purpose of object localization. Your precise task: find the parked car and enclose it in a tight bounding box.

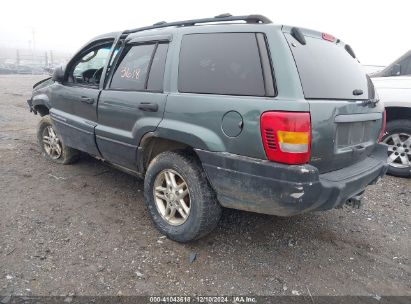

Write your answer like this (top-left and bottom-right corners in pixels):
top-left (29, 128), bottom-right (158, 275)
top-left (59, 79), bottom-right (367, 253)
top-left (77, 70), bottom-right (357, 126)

top-left (27, 14), bottom-right (387, 242)
top-left (372, 76), bottom-right (411, 177)
top-left (363, 65), bottom-right (385, 75)
top-left (371, 50), bottom-right (411, 78)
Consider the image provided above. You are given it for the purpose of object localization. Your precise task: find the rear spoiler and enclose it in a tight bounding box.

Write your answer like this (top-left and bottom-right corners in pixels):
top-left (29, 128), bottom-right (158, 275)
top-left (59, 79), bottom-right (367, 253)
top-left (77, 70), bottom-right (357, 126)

top-left (282, 25), bottom-right (356, 58)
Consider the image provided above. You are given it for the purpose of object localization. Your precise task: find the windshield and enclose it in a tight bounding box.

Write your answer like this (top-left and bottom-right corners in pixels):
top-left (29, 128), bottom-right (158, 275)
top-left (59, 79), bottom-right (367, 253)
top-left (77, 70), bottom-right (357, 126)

top-left (285, 33), bottom-right (371, 100)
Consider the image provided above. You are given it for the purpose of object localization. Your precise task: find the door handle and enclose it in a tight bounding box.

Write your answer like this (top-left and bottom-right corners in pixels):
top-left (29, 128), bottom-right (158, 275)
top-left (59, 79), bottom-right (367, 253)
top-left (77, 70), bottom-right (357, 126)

top-left (80, 96), bottom-right (95, 104)
top-left (138, 102), bottom-right (158, 112)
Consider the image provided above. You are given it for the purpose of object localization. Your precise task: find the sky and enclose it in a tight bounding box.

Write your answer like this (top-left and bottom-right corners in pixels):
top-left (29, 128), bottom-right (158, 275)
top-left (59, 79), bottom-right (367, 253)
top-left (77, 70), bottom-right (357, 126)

top-left (0, 0), bottom-right (409, 65)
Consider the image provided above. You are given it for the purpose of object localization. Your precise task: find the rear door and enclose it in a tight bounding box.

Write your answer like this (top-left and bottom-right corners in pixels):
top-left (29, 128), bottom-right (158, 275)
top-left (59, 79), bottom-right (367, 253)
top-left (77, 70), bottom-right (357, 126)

top-left (96, 38), bottom-right (169, 169)
top-left (284, 29), bottom-right (385, 173)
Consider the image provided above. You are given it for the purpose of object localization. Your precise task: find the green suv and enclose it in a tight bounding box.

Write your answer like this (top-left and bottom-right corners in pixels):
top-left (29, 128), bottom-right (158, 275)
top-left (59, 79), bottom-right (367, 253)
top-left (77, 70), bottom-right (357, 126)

top-left (27, 14), bottom-right (388, 242)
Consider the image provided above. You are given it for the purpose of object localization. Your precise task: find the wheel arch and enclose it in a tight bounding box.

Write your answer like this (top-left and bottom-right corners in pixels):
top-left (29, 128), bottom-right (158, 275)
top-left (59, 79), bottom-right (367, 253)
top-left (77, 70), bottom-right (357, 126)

top-left (33, 105), bottom-right (50, 116)
top-left (137, 122), bottom-right (226, 173)
top-left (138, 133), bottom-right (200, 173)
top-left (32, 93), bottom-right (51, 116)
top-left (385, 106), bottom-right (411, 123)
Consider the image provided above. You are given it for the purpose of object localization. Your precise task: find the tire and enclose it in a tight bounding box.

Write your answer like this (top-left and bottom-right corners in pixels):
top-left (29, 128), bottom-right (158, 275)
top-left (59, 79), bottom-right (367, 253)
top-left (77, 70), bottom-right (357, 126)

top-left (144, 151), bottom-right (222, 242)
top-left (381, 119), bottom-right (411, 178)
top-left (37, 116), bottom-right (80, 165)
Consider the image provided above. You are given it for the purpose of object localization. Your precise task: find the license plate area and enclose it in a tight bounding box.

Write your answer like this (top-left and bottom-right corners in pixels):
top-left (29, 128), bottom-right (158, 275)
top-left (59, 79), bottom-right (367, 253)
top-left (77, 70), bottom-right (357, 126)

top-left (336, 121), bottom-right (375, 149)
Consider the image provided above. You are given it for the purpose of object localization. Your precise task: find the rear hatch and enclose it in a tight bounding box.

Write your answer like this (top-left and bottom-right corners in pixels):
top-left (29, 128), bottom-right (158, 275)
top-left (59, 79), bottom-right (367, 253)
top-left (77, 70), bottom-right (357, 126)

top-left (283, 27), bottom-right (384, 173)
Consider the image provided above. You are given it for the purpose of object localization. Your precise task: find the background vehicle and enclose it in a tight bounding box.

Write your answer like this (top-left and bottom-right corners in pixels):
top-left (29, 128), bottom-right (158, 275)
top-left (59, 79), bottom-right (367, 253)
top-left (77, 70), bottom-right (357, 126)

top-left (372, 76), bottom-right (411, 177)
top-left (363, 65), bottom-right (385, 75)
top-left (27, 14), bottom-right (387, 242)
top-left (371, 50), bottom-right (411, 78)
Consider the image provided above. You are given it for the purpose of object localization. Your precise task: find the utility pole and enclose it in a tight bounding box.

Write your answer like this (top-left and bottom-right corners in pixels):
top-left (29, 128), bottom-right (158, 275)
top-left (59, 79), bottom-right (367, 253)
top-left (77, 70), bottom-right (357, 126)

top-left (50, 50), bottom-right (54, 67)
top-left (32, 28), bottom-right (36, 51)
top-left (44, 51), bottom-right (48, 67)
top-left (31, 28), bottom-right (36, 61)
top-left (16, 49), bottom-right (20, 65)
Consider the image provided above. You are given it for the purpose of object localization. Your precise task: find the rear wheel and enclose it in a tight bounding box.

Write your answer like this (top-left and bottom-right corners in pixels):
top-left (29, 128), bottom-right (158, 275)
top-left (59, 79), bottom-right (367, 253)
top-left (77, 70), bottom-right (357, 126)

top-left (382, 119), bottom-right (411, 177)
top-left (144, 151), bottom-right (222, 242)
top-left (37, 116), bottom-right (80, 165)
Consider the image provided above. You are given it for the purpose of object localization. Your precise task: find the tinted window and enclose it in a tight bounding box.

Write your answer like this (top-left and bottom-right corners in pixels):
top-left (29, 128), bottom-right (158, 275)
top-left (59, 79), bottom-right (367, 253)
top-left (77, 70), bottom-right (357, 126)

top-left (110, 44), bottom-right (155, 90)
top-left (147, 43), bottom-right (168, 91)
top-left (285, 33), bottom-right (370, 100)
top-left (179, 33), bottom-right (265, 96)
top-left (401, 57), bottom-right (411, 75)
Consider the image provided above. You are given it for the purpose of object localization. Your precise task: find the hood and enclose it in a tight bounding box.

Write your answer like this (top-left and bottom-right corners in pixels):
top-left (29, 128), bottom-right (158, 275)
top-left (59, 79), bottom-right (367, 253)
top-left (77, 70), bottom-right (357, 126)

top-left (371, 76), bottom-right (411, 108)
top-left (372, 76), bottom-right (411, 90)
top-left (33, 77), bottom-right (53, 91)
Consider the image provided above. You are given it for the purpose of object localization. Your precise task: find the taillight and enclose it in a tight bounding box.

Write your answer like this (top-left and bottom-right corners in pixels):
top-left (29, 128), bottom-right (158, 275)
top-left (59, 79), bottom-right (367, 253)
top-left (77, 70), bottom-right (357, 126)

top-left (378, 110), bottom-right (386, 142)
top-left (260, 112), bottom-right (311, 164)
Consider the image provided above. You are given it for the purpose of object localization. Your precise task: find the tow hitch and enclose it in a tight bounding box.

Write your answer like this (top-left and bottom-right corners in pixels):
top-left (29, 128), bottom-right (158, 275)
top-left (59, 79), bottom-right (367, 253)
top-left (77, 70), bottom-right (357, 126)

top-left (345, 193), bottom-right (363, 209)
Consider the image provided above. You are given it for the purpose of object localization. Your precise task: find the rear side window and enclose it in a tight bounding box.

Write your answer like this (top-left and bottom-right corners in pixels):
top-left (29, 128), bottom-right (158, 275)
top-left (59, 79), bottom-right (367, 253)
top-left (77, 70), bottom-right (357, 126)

top-left (179, 33), bottom-right (266, 96)
top-left (110, 44), bottom-right (155, 90)
top-left (285, 33), bottom-right (370, 100)
top-left (110, 43), bottom-right (168, 91)
top-left (147, 43), bottom-right (169, 91)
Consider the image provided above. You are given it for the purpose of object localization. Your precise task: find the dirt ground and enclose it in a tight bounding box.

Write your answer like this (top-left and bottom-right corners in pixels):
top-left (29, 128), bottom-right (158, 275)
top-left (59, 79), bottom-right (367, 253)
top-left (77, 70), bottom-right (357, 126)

top-left (0, 75), bottom-right (410, 297)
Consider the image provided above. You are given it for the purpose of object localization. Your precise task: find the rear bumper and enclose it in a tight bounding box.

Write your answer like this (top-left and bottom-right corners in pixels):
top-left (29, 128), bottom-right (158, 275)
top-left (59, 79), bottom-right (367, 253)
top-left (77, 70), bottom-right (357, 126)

top-left (196, 144), bottom-right (388, 216)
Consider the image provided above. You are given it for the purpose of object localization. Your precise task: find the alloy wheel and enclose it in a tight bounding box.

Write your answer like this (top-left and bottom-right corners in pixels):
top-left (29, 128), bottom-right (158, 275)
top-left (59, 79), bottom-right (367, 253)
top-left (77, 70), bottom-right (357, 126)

top-left (153, 169), bottom-right (191, 226)
top-left (42, 125), bottom-right (62, 160)
top-left (383, 133), bottom-right (411, 169)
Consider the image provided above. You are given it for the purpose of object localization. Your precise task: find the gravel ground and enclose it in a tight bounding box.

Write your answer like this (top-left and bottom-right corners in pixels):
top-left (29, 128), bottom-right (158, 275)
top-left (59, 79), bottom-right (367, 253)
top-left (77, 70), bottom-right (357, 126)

top-left (0, 75), bottom-right (410, 297)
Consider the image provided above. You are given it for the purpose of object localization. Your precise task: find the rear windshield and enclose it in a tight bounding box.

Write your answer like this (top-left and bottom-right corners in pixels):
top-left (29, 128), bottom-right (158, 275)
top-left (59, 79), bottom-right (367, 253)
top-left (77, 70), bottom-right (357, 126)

top-left (285, 33), bottom-right (370, 100)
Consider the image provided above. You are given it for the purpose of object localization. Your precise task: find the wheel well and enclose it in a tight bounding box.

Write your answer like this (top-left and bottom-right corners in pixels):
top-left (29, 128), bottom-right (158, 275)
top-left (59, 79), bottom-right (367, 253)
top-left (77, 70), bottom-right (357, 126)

top-left (34, 105), bottom-right (49, 116)
top-left (140, 137), bottom-right (195, 172)
top-left (385, 107), bottom-right (411, 122)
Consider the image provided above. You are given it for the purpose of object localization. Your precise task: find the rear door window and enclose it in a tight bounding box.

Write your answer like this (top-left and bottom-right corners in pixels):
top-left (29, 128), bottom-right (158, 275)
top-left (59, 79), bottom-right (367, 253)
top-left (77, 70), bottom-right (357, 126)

top-left (147, 43), bottom-right (169, 91)
top-left (110, 44), bottom-right (155, 90)
top-left (179, 33), bottom-right (266, 96)
top-left (285, 33), bottom-right (370, 100)
top-left (110, 43), bottom-right (168, 91)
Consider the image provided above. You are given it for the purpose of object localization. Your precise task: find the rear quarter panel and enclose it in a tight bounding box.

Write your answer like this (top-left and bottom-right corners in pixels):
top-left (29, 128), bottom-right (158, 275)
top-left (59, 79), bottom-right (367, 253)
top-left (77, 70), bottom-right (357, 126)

top-left (157, 24), bottom-right (308, 159)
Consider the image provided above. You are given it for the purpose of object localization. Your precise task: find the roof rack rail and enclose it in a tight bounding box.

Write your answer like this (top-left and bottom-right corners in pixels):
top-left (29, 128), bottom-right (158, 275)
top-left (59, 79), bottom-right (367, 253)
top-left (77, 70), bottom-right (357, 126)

top-left (123, 14), bottom-right (272, 35)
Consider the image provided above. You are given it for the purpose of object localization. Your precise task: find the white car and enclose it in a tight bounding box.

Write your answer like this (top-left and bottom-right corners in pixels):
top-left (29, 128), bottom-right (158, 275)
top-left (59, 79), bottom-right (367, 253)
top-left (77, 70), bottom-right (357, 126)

top-left (372, 76), bottom-right (411, 177)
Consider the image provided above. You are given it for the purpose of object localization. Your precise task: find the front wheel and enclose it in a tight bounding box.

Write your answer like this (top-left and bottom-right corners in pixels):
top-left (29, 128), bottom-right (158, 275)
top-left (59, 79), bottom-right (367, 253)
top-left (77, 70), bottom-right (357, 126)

top-left (37, 116), bottom-right (80, 165)
top-left (382, 119), bottom-right (411, 177)
top-left (144, 151), bottom-right (222, 242)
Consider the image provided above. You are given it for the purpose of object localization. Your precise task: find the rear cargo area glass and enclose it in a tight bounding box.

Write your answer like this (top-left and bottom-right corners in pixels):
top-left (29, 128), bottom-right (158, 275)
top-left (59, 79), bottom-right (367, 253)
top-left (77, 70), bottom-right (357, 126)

top-left (285, 33), bottom-right (369, 100)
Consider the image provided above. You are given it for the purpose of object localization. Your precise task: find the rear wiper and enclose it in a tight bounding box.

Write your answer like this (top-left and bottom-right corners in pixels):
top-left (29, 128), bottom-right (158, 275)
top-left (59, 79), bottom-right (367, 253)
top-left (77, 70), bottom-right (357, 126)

top-left (361, 98), bottom-right (380, 107)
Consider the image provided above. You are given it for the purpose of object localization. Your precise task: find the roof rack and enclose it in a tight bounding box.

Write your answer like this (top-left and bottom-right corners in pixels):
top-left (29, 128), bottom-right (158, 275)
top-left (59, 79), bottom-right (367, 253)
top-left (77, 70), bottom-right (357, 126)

top-left (123, 14), bottom-right (272, 35)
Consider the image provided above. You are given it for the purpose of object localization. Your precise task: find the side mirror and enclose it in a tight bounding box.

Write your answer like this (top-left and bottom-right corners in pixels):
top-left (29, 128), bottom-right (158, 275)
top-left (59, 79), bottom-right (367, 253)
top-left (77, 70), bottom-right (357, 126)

top-left (391, 64), bottom-right (401, 76)
top-left (52, 66), bottom-right (65, 83)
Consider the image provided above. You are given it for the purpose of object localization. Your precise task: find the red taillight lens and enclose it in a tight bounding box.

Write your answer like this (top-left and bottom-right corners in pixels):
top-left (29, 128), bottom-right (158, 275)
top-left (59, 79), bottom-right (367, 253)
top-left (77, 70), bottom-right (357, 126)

top-left (260, 112), bottom-right (311, 164)
top-left (378, 110), bottom-right (386, 142)
top-left (322, 33), bottom-right (336, 42)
